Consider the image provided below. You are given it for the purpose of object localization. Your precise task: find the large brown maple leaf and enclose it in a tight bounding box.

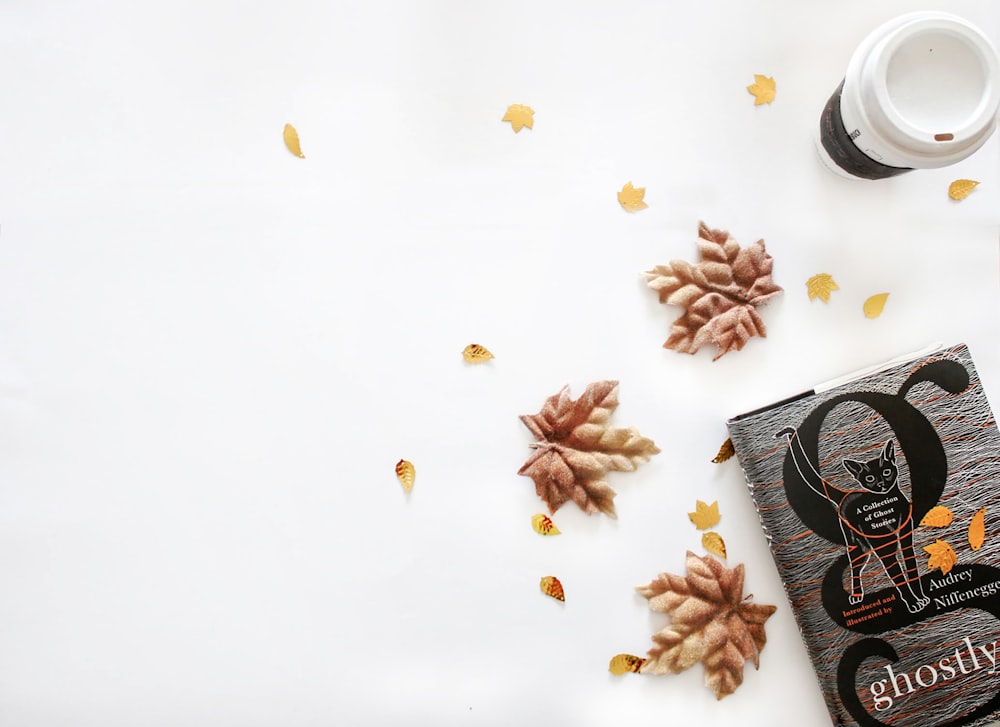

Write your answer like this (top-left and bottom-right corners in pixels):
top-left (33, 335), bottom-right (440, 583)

top-left (518, 380), bottom-right (659, 518)
top-left (636, 551), bottom-right (777, 699)
top-left (643, 222), bottom-right (782, 360)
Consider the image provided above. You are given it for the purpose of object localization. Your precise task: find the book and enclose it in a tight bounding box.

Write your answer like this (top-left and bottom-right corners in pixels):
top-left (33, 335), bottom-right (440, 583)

top-left (727, 343), bottom-right (1000, 727)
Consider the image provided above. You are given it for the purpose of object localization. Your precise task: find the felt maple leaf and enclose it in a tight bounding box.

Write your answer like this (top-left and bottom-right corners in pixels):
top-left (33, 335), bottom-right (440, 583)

top-left (643, 222), bottom-right (783, 360)
top-left (636, 552), bottom-right (777, 700)
top-left (518, 380), bottom-right (660, 518)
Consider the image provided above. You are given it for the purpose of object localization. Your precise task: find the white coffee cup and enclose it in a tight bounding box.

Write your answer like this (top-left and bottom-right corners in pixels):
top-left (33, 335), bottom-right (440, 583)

top-left (818, 12), bottom-right (1000, 179)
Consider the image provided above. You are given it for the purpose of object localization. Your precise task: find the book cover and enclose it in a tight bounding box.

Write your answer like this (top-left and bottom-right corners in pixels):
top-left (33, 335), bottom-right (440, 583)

top-left (727, 343), bottom-right (1000, 727)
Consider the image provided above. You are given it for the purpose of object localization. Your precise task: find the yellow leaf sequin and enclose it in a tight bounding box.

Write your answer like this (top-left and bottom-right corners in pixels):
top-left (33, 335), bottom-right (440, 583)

top-left (919, 505), bottom-right (954, 528)
top-left (617, 182), bottom-right (648, 212)
top-left (609, 654), bottom-right (646, 675)
top-left (283, 123), bottom-right (305, 158)
top-left (863, 293), bottom-right (889, 319)
top-left (462, 344), bottom-right (494, 363)
top-left (540, 575), bottom-right (565, 602)
top-left (948, 179), bottom-right (979, 201)
top-left (702, 531), bottom-right (727, 559)
top-left (924, 539), bottom-right (957, 575)
top-left (970, 507), bottom-right (987, 551)
top-left (688, 501), bottom-right (721, 530)
top-left (806, 273), bottom-right (840, 302)
top-left (395, 459), bottom-right (415, 492)
top-left (502, 104), bottom-right (534, 133)
top-left (746, 74), bottom-right (776, 105)
top-left (712, 438), bottom-right (735, 464)
top-left (531, 513), bottom-right (561, 536)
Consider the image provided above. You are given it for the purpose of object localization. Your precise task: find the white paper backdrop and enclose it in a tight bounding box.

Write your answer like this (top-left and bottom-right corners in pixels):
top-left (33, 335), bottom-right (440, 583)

top-left (1, 2), bottom-right (998, 725)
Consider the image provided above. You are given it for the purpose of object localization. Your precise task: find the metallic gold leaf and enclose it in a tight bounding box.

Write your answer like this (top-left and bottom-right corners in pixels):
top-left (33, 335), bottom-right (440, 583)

top-left (617, 181), bottom-right (648, 212)
top-left (531, 513), bottom-right (560, 536)
top-left (712, 438), bottom-right (735, 464)
top-left (970, 507), bottom-right (987, 551)
top-left (283, 123), bottom-right (305, 158)
top-left (863, 293), bottom-right (889, 319)
top-left (462, 343), bottom-right (494, 363)
top-left (919, 505), bottom-right (954, 528)
top-left (746, 74), bottom-right (776, 105)
top-left (395, 459), bottom-right (415, 492)
top-left (502, 104), bottom-right (534, 133)
top-left (540, 575), bottom-right (565, 602)
top-left (702, 531), bottom-right (727, 559)
top-left (688, 501), bottom-right (721, 530)
top-left (948, 179), bottom-right (979, 201)
top-left (806, 273), bottom-right (839, 302)
top-left (923, 539), bottom-right (957, 574)
top-left (609, 654), bottom-right (646, 675)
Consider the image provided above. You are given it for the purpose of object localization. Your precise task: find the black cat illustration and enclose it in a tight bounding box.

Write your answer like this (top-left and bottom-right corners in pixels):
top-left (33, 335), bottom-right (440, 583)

top-left (777, 428), bottom-right (929, 614)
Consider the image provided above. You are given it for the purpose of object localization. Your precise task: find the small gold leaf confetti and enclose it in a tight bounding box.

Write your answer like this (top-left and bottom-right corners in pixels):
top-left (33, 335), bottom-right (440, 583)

top-left (702, 531), bottom-right (727, 559)
top-left (806, 273), bottom-right (839, 302)
top-left (531, 513), bottom-right (561, 536)
top-left (970, 507), bottom-right (987, 551)
top-left (609, 654), bottom-right (646, 675)
top-left (712, 438), bottom-right (735, 464)
top-left (617, 182), bottom-right (648, 212)
top-left (919, 505), bottom-right (954, 528)
top-left (395, 459), bottom-right (415, 492)
top-left (746, 74), bottom-right (776, 105)
top-left (688, 501), bottom-right (721, 530)
top-left (502, 104), bottom-right (534, 133)
top-left (948, 179), bottom-right (980, 201)
top-left (863, 293), bottom-right (889, 319)
top-left (283, 123), bottom-right (305, 158)
top-left (462, 343), bottom-right (494, 363)
top-left (923, 539), bottom-right (957, 574)
top-left (540, 575), bottom-right (565, 602)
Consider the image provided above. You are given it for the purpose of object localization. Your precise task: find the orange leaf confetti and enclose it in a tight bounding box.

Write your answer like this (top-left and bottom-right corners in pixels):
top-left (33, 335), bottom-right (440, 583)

top-left (395, 459), bottom-right (415, 492)
top-left (502, 104), bottom-right (534, 133)
top-left (948, 179), bottom-right (980, 201)
top-left (924, 539), bottom-right (957, 575)
top-left (531, 513), bottom-right (561, 536)
top-left (609, 654), bottom-right (647, 675)
top-left (863, 293), bottom-right (889, 319)
top-left (969, 507), bottom-right (987, 551)
top-left (746, 74), bottom-right (776, 105)
top-left (919, 505), bottom-right (954, 528)
top-left (462, 343), bottom-right (494, 363)
top-left (688, 501), bottom-right (721, 530)
top-left (540, 575), bottom-right (565, 602)
top-left (617, 182), bottom-right (648, 212)
top-left (702, 531), bottom-right (727, 559)
top-left (712, 438), bottom-right (735, 464)
top-left (806, 273), bottom-right (839, 302)
top-left (283, 123), bottom-right (305, 158)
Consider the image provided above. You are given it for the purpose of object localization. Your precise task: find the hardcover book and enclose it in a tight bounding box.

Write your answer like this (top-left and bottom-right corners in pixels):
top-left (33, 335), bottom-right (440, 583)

top-left (727, 343), bottom-right (1000, 727)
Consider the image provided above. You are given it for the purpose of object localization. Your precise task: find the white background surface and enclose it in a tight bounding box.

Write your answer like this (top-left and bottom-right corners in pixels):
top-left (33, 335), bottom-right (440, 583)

top-left (1, 2), bottom-right (999, 725)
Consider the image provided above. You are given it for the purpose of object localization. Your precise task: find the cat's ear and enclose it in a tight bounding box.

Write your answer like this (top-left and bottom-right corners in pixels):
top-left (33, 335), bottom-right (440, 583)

top-left (843, 458), bottom-right (864, 479)
top-left (881, 440), bottom-right (895, 463)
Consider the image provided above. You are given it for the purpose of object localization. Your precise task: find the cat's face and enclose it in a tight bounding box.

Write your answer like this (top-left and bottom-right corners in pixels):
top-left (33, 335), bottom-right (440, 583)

top-left (843, 440), bottom-right (897, 493)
